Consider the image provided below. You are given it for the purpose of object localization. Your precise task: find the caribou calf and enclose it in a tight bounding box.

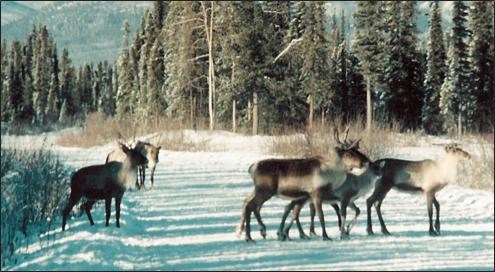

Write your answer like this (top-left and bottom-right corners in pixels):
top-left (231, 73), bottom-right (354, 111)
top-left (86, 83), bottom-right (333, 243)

top-left (62, 143), bottom-right (147, 231)
top-left (366, 144), bottom-right (471, 236)
top-left (279, 160), bottom-right (385, 240)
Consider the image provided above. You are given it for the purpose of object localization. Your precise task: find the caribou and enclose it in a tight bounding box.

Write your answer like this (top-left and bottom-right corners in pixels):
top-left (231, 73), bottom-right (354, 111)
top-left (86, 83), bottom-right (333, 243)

top-left (236, 127), bottom-right (371, 242)
top-left (278, 159), bottom-right (385, 240)
top-left (106, 140), bottom-right (161, 190)
top-left (366, 143), bottom-right (471, 236)
top-left (62, 143), bottom-right (147, 231)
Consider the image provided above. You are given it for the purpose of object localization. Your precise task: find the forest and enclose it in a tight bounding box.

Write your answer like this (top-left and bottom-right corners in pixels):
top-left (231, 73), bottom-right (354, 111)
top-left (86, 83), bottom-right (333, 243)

top-left (1, 1), bottom-right (493, 135)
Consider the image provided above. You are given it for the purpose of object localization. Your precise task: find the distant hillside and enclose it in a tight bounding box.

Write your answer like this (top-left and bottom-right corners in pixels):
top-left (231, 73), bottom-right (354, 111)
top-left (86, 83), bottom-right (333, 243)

top-left (1, 1), bottom-right (453, 66)
top-left (0, 1), bottom-right (36, 26)
top-left (1, 1), bottom-right (152, 65)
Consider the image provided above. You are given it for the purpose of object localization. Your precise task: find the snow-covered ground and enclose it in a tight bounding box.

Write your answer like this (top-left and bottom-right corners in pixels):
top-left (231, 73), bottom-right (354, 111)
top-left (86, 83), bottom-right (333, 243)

top-left (3, 131), bottom-right (494, 270)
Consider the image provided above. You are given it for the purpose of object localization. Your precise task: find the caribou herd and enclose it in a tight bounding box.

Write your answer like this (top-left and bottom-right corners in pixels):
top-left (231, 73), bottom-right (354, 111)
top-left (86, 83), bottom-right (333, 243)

top-left (61, 127), bottom-right (471, 244)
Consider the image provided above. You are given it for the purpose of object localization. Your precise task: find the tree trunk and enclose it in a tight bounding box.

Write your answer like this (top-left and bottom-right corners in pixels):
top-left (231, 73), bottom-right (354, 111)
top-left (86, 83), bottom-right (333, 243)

top-left (203, 1), bottom-right (215, 131)
top-left (308, 94), bottom-right (314, 130)
top-left (366, 76), bottom-right (372, 131)
top-left (232, 100), bottom-right (236, 133)
top-left (321, 110), bottom-right (325, 128)
top-left (458, 112), bottom-right (462, 137)
top-left (190, 90), bottom-right (194, 129)
top-left (247, 100), bottom-right (251, 122)
top-left (231, 62), bottom-right (236, 133)
top-left (252, 91), bottom-right (258, 135)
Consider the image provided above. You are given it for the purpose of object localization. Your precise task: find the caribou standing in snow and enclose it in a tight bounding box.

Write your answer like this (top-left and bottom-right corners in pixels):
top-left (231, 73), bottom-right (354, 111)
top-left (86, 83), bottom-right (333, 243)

top-left (106, 141), bottom-right (161, 190)
top-left (366, 143), bottom-right (471, 236)
top-left (236, 127), bottom-right (371, 242)
top-left (278, 159), bottom-right (385, 240)
top-left (62, 143), bottom-right (147, 231)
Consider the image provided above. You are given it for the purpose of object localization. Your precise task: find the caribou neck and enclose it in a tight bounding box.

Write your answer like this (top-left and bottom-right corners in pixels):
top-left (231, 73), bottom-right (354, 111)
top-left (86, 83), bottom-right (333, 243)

top-left (437, 154), bottom-right (461, 183)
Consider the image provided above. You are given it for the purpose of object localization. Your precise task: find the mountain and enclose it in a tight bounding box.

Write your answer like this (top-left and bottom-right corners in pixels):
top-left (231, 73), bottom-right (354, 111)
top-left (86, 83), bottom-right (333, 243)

top-left (1, 1), bottom-right (152, 65)
top-left (0, 1), bottom-right (36, 26)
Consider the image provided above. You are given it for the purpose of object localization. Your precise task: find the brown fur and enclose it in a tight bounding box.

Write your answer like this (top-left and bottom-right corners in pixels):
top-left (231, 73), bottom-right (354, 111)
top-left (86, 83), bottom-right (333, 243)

top-left (62, 144), bottom-right (147, 231)
top-left (237, 146), bottom-right (371, 242)
top-left (366, 144), bottom-right (471, 236)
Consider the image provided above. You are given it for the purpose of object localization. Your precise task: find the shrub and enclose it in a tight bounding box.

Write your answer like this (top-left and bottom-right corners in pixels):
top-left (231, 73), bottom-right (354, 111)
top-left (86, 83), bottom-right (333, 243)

top-left (0, 146), bottom-right (72, 267)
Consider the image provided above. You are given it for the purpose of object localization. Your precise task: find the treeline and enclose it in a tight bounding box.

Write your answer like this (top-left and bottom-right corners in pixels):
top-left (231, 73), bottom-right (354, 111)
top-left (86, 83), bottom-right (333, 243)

top-left (1, 1), bottom-right (493, 135)
top-left (0, 24), bottom-right (115, 133)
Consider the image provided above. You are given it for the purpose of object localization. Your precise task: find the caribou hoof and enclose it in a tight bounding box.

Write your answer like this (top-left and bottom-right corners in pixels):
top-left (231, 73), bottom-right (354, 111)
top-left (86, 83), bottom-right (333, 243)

top-left (245, 237), bottom-right (256, 243)
top-left (260, 228), bottom-right (267, 239)
top-left (429, 230), bottom-right (439, 236)
top-left (367, 228), bottom-right (374, 235)
top-left (277, 231), bottom-right (286, 241)
top-left (300, 233), bottom-right (310, 240)
top-left (382, 228), bottom-right (391, 235)
top-left (310, 231), bottom-right (318, 237)
top-left (340, 233), bottom-right (350, 240)
top-left (322, 235), bottom-right (332, 241)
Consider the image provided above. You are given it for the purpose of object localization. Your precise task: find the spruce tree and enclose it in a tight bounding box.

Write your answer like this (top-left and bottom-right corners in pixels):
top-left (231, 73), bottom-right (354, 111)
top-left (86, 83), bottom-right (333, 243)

top-left (352, 2), bottom-right (386, 130)
top-left (7, 41), bottom-right (23, 123)
top-left (440, 43), bottom-right (458, 133)
top-left (440, 1), bottom-right (470, 133)
top-left (300, 2), bottom-right (331, 129)
top-left (397, 1), bottom-right (423, 129)
top-left (146, 39), bottom-right (165, 119)
top-left (45, 43), bottom-right (59, 123)
top-left (468, 1), bottom-right (494, 131)
top-left (1, 40), bottom-right (9, 122)
top-left (33, 25), bottom-right (50, 125)
top-left (116, 20), bottom-right (133, 119)
top-left (422, 1), bottom-right (446, 134)
top-left (59, 48), bottom-right (77, 119)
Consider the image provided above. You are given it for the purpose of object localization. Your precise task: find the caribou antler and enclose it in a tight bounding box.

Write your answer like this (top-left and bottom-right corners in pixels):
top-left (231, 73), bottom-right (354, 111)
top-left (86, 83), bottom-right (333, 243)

top-left (343, 125), bottom-right (350, 144)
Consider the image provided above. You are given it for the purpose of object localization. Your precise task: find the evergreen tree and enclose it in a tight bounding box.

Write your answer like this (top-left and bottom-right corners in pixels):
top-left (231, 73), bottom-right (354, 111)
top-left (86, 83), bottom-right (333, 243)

top-left (7, 41), bottom-right (23, 122)
top-left (1, 40), bottom-right (9, 122)
top-left (422, 1), bottom-right (446, 134)
top-left (58, 98), bottom-right (69, 124)
top-left (468, 1), bottom-right (494, 131)
top-left (137, 11), bottom-right (156, 120)
top-left (347, 51), bottom-right (366, 120)
top-left (234, 2), bottom-right (274, 133)
top-left (163, 2), bottom-right (207, 124)
top-left (59, 48), bottom-right (77, 118)
top-left (45, 73), bottom-right (59, 123)
top-left (33, 25), bottom-right (50, 124)
top-left (300, 2), bottom-right (331, 128)
top-left (440, 1), bottom-right (470, 133)
top-left (153, 0), bottom-right (170, 31)
top-left (440, 43), bottom-right (458, 133)
top-left (116, 20), bottom-right (133, 119)
top-left (45, 43), bottom-right (59, 123)
top-left (397, 1), bottom-right (423, 129)
top-left (146, 38), bottom-right (165, 119)
top-left (352, 1), bottom-right (386, 130)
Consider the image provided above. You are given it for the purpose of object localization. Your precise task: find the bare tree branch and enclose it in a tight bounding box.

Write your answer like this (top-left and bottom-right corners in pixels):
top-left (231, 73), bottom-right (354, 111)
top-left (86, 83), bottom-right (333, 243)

top-left (273, 38), bottom-right (303, 63)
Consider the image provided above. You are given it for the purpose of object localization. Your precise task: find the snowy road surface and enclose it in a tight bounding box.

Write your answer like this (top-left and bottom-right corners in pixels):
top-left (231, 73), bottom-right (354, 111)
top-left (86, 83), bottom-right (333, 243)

top-left (5, 136), bottom-right (495, 271)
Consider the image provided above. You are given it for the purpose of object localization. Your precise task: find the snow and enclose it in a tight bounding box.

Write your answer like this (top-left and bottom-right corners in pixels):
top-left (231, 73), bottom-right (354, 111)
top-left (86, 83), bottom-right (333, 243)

top-left (2, 131), bottom-right (494, 270)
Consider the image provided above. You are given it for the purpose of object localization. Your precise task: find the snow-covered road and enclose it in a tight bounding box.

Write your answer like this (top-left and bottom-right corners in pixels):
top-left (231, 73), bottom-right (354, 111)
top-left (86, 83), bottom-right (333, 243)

top-left (5, 138), bottom-right (495, 270)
